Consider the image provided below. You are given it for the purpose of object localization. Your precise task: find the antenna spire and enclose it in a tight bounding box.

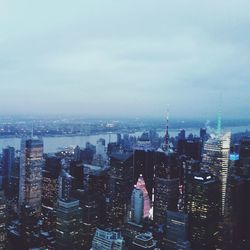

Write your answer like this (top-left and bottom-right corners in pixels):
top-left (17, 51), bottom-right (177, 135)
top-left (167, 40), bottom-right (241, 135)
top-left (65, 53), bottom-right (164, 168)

top-left (166, 111), bottom-right (169, 147)
top-left (165, 109), bottom-right (170, 154)
top-left (217, 93), bottom-right (222, 137)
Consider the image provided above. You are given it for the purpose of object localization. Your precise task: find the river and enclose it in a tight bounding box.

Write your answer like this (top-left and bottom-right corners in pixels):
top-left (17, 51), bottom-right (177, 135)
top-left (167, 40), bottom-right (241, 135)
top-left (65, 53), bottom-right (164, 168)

top-left (0, 125), bottom-right (249, 153)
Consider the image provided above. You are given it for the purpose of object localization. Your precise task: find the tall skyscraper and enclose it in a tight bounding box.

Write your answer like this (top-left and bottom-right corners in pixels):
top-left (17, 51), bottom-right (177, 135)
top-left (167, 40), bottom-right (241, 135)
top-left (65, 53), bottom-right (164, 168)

top-left (153, 177), bottom-right (179, 224)
top-left (2, 146), bottom-right (15, 195)
top-left (8, 157), bottom-right (20, 203)
top-left (74, 164), bottom-right (108, 248)
top-left (135, 175), bottom-right (151, 218)
top-left (131, 186), bottom-right (144, 225)
top-left (56, 199), bottom-right (83, 250)
top-left (220, 132), bottom-right (231, 215)
top-left (224, 174), bottom-right (250, 249)
top-left (73, 189), bottom-right (104, 249)
top-left (153, 151), bottom-right (179, 224)
top-left (164, 111), bottom-right (170, 153)
top-left (202, 132), bottom-right (231, 214)
top-left (42, 154), bottom-right (61, 208)
top-left (108, 152), bottom-right (133, 227)
top-left (186, 172), bottom-right (221, 250)
top-left (239, 137), bottom-right (250, 176)
top-left (19, 137), bottom-right (44, 213)
top-left (42, 169), bottom-right (59, 210)
top-left (133, 149), bottom-right (155, 199)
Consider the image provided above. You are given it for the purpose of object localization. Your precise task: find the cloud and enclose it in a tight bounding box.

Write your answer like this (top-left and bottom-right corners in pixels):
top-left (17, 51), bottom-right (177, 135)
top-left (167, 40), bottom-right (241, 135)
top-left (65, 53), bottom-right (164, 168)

top-left (0, 0), bottom-right (249, 118)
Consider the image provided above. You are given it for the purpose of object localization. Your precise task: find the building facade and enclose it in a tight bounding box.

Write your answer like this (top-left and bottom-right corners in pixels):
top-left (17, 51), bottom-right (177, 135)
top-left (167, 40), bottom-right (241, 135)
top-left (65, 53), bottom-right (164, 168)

top-left (202, 132), bottom-right (231, 214)
top-left (186, 172), bottom-right (221, 250)
top-left (56, 199), bottom-right (83, 250)
top-left (131, 187), bottom-right (144, 225)
top-left (19, 137), bottom-right (44, 213)
top-left (163, 210), bottom-right (190, 249)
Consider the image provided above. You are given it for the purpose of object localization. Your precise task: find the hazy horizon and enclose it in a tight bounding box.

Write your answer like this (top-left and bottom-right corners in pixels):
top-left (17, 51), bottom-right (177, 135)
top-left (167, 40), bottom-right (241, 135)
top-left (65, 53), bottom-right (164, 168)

top-left (0, 113), bottom-right (249, 125)
top-left (1, 1), bottom-right (250, 119)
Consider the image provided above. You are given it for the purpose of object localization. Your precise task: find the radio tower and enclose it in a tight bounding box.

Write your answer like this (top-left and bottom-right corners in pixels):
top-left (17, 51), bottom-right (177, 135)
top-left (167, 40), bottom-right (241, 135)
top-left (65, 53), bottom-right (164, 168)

top-left (165, 111), bottom-right (169, 153)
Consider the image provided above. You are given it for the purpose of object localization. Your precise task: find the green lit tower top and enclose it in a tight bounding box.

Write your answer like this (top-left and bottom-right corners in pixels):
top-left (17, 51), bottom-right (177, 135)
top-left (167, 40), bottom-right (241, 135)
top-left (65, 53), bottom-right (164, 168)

top-left (217, 93), bottom-right (222, 137)
top-left (217, 110), bottom-right (222, 137)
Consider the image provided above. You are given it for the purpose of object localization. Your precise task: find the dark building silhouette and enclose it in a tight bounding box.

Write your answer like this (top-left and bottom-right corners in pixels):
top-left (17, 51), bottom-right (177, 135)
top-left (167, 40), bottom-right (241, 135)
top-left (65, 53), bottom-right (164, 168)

top-left (42, 154), bottom-right (61, 209)
top-left (154, 177), bottom-right (179, 225)
top-left (154, 151), bottom-right (179, 224)
top-left (239, 137), bottom-right (250, 176)
top-left (44, 154), bottom-right (61, 177)
top-left (178, 129), bottom-right (186, 140)
top-left (163, 210), bottom-right (190, 250)
top-left (42, 170), bottom-right (58, 209)
top-left (72, 164), bottom-right (109, 248)
top-left (177, 138), bottom-right (202, 161)
top-left (56, 199), bottom-right (83, 250)
top-left (83, 164), bottom-right (109, 195)
top-left (107, 152), bottom-right (133, 227)
top-left (73, 189), bottom-right (105, 249)
top-left (74, 146), bottom-right (81, 162)
top-left (2, 146), bottom-right (15, 196)
top-left (226, 175), bottom-right (250, 250)
top-left (8, 156), bottom-right (20, 203)
top-left (186, 172), bottom-right (221, 250)
top-left (107, 142), bottom-right (120, 156)
top-left (200, 128), bottom-right (207, 142)
top-left (20, 204), bottom-right (40, 249)
top-left (70, 160), bottom-right (84, 191)
top-left (77, 143), bottom-right (96, 164)
top-left (133, 149), bottom-right (155, 199)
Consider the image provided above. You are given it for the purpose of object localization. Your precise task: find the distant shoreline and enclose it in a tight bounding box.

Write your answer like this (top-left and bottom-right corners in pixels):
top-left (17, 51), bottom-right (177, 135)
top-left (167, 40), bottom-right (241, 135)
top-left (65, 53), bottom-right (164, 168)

top-left (0, 125), bottom-right (249, 140)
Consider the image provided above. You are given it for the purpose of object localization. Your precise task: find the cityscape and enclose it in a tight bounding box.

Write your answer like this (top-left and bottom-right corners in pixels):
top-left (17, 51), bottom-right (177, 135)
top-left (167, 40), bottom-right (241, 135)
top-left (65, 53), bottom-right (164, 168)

top-left (1, 0), bottom-right (250, 249)
top-left (0, 115), bottom-right (249, 249)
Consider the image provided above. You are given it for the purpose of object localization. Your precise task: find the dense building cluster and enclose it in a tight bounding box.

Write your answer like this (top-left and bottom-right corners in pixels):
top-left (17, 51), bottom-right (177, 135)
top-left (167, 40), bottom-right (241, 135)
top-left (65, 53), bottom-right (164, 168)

top-left (0, 118), bottom-right (249, 250)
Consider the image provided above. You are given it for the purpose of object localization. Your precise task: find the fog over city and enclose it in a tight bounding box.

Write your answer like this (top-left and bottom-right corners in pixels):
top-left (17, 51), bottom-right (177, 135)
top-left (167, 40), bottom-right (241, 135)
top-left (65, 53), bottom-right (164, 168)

top-left (0, 0), bottom-right (249, 118)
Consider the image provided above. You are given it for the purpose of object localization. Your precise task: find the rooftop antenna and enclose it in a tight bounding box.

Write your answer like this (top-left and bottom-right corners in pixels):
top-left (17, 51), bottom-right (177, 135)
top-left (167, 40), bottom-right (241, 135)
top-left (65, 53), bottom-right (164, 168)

top-left (166, 110), bottom-right (169, 147)
top-left (165, 106), bottom-right (170, 153)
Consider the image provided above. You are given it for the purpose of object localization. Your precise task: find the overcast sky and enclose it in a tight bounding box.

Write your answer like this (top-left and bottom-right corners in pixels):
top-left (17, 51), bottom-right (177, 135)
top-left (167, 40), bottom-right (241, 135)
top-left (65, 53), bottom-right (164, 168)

top-left (0, 0), bottom-right (249, 119)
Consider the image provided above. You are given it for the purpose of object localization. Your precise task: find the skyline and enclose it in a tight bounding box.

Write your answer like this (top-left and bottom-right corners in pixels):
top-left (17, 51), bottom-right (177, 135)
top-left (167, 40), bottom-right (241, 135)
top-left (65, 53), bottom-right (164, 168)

top-left (1, 1), bottom-right (250, 118)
